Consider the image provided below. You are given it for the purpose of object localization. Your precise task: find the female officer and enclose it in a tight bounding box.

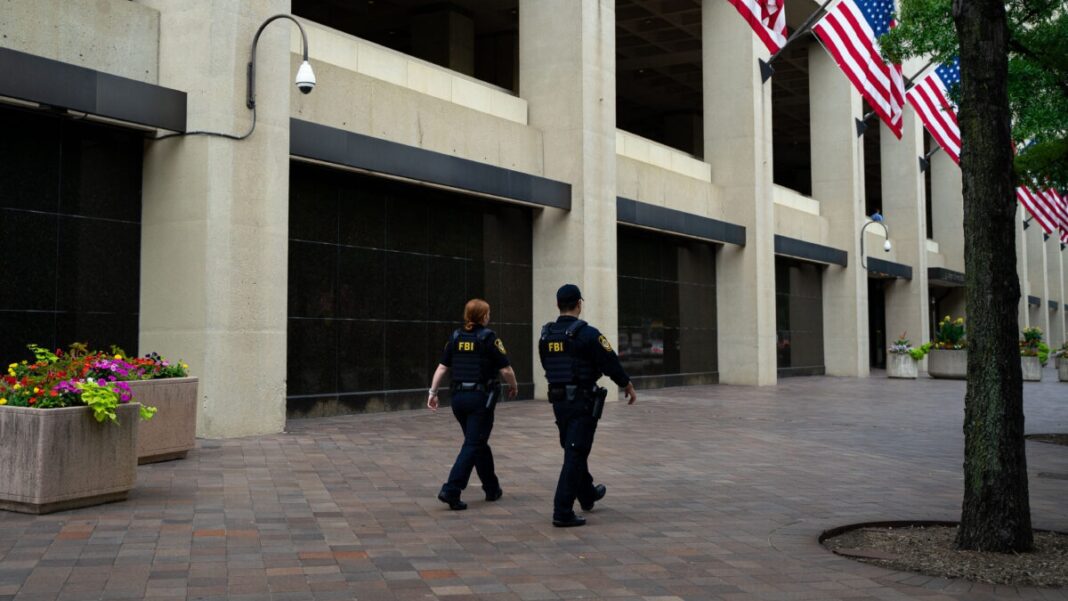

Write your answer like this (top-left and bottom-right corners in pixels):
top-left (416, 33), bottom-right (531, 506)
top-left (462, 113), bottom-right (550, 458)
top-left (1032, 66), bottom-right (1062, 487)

top-left (428, 298), bottom-right (518, 510)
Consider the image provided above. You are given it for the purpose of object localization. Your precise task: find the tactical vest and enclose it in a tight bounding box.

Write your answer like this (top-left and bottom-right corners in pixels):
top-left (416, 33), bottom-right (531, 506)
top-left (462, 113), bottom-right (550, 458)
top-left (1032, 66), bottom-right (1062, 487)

top-left (539, 319), bottom-right (595, 385)
top-left (450, 328), bottom-right (495, 384)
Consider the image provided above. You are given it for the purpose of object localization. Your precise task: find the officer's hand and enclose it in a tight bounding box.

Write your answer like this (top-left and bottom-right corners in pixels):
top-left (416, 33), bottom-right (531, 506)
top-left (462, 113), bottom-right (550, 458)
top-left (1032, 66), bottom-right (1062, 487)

top-left (427, 393), bottom-right (439, 412)
top-left (507, 384), bottom-right (518, 399)
top-left (623, 383), bottom-right (637, 405)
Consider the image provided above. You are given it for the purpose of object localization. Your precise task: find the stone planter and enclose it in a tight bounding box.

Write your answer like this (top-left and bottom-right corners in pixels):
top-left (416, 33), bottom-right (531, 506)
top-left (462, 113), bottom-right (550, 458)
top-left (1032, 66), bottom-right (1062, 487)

top-left (1020, 356), bottom-right (1042, 381)
top-left (1059, 360), bottom-right (1067, 382)
top-left (0, 404), bottom-right (139, 514)
top-left (887, 353), bottom-right (918, 378)
top-left (127, 377), bottom-right (198, 464)
top-left (927, 349), bottom-right (966, 379)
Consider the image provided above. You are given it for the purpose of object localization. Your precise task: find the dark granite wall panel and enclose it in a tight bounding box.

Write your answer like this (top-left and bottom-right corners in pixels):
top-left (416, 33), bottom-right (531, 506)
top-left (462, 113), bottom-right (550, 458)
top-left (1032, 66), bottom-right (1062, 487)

top-left (0, 107), bottom-right (142, 362)
top-left (775, 257), bottom-right (825, 376)
top-left (617, 226), bottom-right (718, 389)
top-left (287, 162), bottom-right (534, 418)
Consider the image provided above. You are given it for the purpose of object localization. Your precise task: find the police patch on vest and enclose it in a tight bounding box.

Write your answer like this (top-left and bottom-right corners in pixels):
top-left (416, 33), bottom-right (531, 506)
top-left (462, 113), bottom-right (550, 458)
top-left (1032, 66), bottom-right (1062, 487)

top-left (495, 338), bottom-right (507, 354)
top-left (598, 335), bottom-right (613, 352)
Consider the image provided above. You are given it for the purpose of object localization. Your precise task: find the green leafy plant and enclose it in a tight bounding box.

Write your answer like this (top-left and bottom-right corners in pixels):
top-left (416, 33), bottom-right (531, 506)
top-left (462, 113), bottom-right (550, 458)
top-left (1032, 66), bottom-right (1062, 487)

top-left (909, 342), bottom-right (933, 361)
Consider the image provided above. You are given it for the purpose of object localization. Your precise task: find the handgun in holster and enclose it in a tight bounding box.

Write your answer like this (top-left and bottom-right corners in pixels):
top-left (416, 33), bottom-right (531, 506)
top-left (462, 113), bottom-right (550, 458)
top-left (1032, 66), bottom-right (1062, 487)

top-left (484, 380), bottom-right (501, 410)
top-left (590, 386), bottom-right (608, 420)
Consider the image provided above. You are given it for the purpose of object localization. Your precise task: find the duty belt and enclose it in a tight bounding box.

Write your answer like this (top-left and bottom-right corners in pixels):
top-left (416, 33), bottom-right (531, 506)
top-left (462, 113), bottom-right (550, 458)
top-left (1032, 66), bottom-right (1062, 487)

top-left (452, 381), bottom-right (490, 393)
top-left (547, 384), bottom-right (596, 402)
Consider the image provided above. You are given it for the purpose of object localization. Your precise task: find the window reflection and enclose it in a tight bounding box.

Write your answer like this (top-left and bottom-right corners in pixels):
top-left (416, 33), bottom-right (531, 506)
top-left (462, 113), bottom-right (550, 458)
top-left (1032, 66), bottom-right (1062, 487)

top-left (775, 257), bottom-right (825, 375)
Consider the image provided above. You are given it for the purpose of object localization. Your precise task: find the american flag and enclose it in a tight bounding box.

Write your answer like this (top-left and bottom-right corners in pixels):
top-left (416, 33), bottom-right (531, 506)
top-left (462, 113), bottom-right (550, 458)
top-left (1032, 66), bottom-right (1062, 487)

top-left (727, 0), bottom-right (788, 54)
top-left (1016, 184), bottom-right (1058, 235)
top-left (906, 57), bottom-right (961, 164)
top-left (813, 0), bottom-right (905, 138)
top-left (1044, 188), bottom-right (1068, 243)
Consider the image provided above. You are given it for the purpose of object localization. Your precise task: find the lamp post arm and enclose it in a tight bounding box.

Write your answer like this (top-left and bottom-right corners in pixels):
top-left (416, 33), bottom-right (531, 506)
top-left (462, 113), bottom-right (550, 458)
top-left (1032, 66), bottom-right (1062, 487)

top-left (247, 14), bottom-right (310, 109)
top-left (860, 220), bottom-right (890, 269)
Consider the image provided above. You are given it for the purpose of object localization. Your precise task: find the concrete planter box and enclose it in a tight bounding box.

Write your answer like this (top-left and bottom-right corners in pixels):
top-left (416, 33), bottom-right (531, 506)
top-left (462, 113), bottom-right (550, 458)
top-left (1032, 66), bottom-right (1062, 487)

top-left (127, 377), bottom-right (198, 464)
top-left (1021, 356), bottom-right (1042, 381)
top-left (1059, 361), bottom-right (1068, 382)
top-left (0, 404), bottom-right (139, 514)
top-left (928, 349), bottom-right (966, 379)
top-left (887, 353), bottom-right (918, 378)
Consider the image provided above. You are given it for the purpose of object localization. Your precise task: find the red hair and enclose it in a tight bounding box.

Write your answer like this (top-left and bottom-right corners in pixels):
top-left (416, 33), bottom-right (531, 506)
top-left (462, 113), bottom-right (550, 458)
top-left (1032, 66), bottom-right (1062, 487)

top-left (463, 298), bottom-right (490, 331)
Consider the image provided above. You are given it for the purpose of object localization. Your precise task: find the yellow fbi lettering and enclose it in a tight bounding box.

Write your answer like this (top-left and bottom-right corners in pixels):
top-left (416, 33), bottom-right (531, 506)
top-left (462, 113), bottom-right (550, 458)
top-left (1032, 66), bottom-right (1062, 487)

top-left (547, 341), bottom-right (565, 352)
top-left (457, 341), bottom-right (476, 351)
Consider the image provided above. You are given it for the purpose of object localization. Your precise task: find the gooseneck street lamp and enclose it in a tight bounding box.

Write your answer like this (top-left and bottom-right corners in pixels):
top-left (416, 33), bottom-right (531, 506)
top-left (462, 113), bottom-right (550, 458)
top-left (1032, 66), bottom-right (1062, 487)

top-left (860, 211), bottom-right (892, 270)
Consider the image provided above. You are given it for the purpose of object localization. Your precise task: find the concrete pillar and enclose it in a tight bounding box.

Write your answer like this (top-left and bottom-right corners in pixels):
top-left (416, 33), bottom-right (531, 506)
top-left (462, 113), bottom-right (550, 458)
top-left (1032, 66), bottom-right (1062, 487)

top-left (1016, 207), bottom-right (1030, 328)
top-left (412, 5), bottom-right (475, 76)
top-left (520, 0), bottom-right (617, 399)
top-left (1046, 237), bottom-right (1065, 347)
top-left (930, 151), bottom-right (964, 273)
top-left (703, 0), bottom-right (777, 385)
top-left (809, 45), bottom-right (868, 377)
top-left (880, 110), bottom-right (930, 355)
top-left (1026, 221), bottom-right (1049, 334)
top-left (138, 0), bottom-right (291, 437)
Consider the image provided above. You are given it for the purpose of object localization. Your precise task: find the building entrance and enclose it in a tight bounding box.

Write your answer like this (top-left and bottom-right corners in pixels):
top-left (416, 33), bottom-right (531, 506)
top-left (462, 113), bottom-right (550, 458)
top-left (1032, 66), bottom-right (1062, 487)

top-left (868, 278), bottom-right (887, 369)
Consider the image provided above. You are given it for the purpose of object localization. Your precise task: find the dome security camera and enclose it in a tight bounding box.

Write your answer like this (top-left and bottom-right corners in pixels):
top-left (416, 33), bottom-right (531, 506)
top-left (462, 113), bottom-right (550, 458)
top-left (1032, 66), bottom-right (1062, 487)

top-left (295, 60), bottom-right (316, 94)
top-left (883, 240), bottom-right (892, 252)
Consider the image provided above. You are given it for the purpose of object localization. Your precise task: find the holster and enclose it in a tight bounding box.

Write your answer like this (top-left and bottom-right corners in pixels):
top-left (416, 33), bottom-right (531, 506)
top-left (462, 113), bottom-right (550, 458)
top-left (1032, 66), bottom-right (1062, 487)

top-left (590, 386), bottom-right (608, 420)
top-left (484, 380), bottom-right (500, 410)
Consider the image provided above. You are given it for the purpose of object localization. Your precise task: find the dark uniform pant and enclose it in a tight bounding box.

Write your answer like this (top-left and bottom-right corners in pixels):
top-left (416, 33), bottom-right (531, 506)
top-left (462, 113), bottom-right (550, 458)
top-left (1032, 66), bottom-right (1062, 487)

top-left (442, 391), bottom-right (499, 498)
top-left (552, 397), bottom-right (599, 520)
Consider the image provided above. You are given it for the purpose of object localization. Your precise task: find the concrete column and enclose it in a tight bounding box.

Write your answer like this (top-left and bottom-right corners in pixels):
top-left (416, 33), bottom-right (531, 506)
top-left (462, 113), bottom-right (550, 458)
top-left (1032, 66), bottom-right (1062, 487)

top-left (1046, 237), bottom-right (1065, 347)
top-left (1016, 207), bottom-right (1031, 328)
top-left (880, 109), bottom-right (930, 354)
top-left (412, 5), bottom-right (475, 76)
top-left (809, 45), bottom-right (868, 376)
top-left (1026, 222), bottom-right (1049, 334)
top-left (138, 0), bottom-right (291, 437)
top-left (520, 0), bottom-right (617, 399)
top-left (703, 0), bottom-right (777, 385)
top-left (930, 151), bottom-right (964, 273)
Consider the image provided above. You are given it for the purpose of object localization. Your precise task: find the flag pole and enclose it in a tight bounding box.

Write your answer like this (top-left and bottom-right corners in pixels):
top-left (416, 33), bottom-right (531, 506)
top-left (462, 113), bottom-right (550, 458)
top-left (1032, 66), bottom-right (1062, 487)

top-left (855, 59), bottom-right (936, 137)
top-left (918, 145), bottom-right (941, 172)
top-left (759, 0), bottom-right (836, 83)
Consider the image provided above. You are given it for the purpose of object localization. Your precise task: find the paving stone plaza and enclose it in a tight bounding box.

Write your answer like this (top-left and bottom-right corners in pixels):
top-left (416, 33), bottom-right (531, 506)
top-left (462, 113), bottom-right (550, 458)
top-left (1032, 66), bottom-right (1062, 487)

top-left (0, 375), bottom-right (1065, 601)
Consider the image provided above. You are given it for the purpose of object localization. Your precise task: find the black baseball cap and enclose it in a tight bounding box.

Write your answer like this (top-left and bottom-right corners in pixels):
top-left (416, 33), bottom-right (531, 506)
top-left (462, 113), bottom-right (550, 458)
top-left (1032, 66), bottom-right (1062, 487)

top-left (557, 284), bottom-right (583, 304)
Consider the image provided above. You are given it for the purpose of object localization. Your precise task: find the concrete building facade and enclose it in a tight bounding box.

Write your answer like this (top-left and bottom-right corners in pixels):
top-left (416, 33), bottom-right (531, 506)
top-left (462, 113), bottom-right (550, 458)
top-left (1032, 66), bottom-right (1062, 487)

top-left (1, 0), bottom-right (1064, 438)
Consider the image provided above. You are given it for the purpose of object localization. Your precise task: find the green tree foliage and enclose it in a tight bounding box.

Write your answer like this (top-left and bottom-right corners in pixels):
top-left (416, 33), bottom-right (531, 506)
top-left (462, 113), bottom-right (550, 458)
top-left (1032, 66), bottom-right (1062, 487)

top-left (883, 0), bottom-right (1068, 187)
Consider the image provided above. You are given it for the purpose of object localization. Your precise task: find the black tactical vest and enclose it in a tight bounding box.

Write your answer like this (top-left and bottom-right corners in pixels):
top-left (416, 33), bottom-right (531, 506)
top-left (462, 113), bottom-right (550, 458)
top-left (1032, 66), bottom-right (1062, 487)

top-left (539, 319), bottom-right (594, 385)
top-left (450, 328), bottom-right (494, 384)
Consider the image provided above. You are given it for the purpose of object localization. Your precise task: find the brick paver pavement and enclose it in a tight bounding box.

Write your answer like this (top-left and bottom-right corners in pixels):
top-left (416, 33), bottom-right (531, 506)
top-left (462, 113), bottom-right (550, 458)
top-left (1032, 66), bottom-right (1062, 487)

top-left (1, 373), bottom-right (1066, 601)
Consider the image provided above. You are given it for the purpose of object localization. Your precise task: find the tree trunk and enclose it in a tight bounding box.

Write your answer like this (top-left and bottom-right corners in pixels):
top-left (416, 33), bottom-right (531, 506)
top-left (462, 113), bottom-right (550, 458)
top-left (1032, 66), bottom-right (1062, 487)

top-left (953, 0), bottom-right (1033, 553)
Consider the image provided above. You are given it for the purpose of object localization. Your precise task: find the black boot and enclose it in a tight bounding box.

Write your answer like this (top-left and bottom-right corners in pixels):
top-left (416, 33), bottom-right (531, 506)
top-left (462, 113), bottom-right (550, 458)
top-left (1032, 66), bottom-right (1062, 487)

top-left (437, 491), bottom-right (467, 510)
top-left (581, 484), bottom-right (606, 511)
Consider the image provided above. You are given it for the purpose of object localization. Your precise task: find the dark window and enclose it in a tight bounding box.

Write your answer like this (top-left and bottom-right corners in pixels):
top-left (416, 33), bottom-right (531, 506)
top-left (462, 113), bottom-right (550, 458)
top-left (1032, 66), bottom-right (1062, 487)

top-left (617, 227), bottom-right (718, 388)
top-left (287, 162), bottom-right (533, 417)
top-left (771, 41), bottom-right (813, 196)
top-left (863, 101), bottom-right (882, 218)
top-left (775, 257), bottom-right (824, 376)
top-left (924, 132), bottom-right (934, 239)
top-left (0, 107), bottom-right (142, 362)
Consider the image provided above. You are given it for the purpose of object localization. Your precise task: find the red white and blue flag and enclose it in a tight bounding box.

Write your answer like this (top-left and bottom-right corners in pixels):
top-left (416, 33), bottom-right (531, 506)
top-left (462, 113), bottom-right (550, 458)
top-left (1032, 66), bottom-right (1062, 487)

top-left (1017, 185), bottom-right (1057, 234)
top-left (906, 57), bottom-right (961, 164)
top-left (1043, 188), bottom-right (1068, 243)
top-left (727, 0), bottom-right (788, 54)
top-left (813, 0), bottom-right (905, 138)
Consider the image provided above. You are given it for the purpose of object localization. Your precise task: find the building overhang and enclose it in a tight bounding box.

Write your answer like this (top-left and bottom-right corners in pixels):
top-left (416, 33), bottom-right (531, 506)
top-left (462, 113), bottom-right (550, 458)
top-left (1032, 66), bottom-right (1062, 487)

top-left (0, 47), bottom-right (186, 133)
top-left (616, 197), bottom-right (745, 246)
top-left (1049, 300), bottom-right (1059, 310)
top-left (927, 267), bottom-right (965, 288)
top-left (866, 257), bottom-right (912, 280)
top-left (1028, 295), bottom-right (1041, 307)
top-left (774, 235), bottom-right (848, 267)
top-left (290, 119), bottom-right (571, 210)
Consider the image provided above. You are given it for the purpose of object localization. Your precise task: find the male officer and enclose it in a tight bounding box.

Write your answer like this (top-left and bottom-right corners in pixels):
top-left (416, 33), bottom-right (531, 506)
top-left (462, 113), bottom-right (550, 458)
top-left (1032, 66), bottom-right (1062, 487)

top-left (539, 284), bottom-right (637, 527)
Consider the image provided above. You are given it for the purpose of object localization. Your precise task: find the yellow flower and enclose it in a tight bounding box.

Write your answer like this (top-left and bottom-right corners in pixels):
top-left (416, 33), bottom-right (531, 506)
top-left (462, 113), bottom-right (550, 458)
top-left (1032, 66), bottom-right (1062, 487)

top-left (114, 354), bottom-right (123, 360)
top-left (13, 384), bottom-right (21, 390)
top-left (181, 363), bottom-right (189, 370)
top-left (33, 387), bottom-right (40, 394)
top-left (954, 318), bottom-right (964, 325)
top-left (0, 398), bottom-right (7, 405)
top-left (7, 363), bottom-right (15, 369)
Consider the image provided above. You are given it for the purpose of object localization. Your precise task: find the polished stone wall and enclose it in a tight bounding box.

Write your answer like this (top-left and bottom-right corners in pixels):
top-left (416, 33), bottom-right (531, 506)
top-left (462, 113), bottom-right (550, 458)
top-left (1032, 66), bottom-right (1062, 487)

top-left (617, 227), bottom-right (718, 388)
top-left (287, 162), bottom-right (534, 417)
top-left (0, 107), bottom-right (142, 363)
top-left (775, 257), bottom-right (825, 376)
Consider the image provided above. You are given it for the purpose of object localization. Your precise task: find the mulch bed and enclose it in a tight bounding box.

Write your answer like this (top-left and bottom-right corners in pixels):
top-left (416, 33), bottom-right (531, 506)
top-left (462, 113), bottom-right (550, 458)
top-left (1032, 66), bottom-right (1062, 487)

top-left (824, 525), bottom-right (1068, 588)
top-left (1027, 433), bottom-right (1068, 446)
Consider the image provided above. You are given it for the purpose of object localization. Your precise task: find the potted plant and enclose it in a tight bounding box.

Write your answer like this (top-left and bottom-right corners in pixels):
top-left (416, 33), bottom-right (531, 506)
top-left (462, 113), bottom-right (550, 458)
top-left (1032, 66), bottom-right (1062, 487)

top-left (886, 333), bottom-right (928, 379)
top-left (0, 345), bottom-right (156, 514)
top-left (927, 316), bottom-right (967, 379)
top-left (1055, 342), bottom-right (1067, 370)
top-left (1019, 327), bottom-right (1047, 382)
top-left (64, 344), bottom-right (198, 464)
top-left (1056, 347), bottom-right (1068, 382)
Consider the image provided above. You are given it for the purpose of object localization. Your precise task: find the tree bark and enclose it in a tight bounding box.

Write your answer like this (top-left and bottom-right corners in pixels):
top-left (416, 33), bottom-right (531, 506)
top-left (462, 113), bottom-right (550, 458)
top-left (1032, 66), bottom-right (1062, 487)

top-left (953, 0), bottom-right (1033, 553)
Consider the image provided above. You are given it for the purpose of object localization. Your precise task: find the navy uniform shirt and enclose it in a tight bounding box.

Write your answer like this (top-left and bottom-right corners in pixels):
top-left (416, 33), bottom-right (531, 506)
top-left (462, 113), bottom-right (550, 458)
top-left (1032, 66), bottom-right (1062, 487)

top-left (553, 315), bottom-right (631, 388)
top-left (439, 326), bottom-right (511, 372)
